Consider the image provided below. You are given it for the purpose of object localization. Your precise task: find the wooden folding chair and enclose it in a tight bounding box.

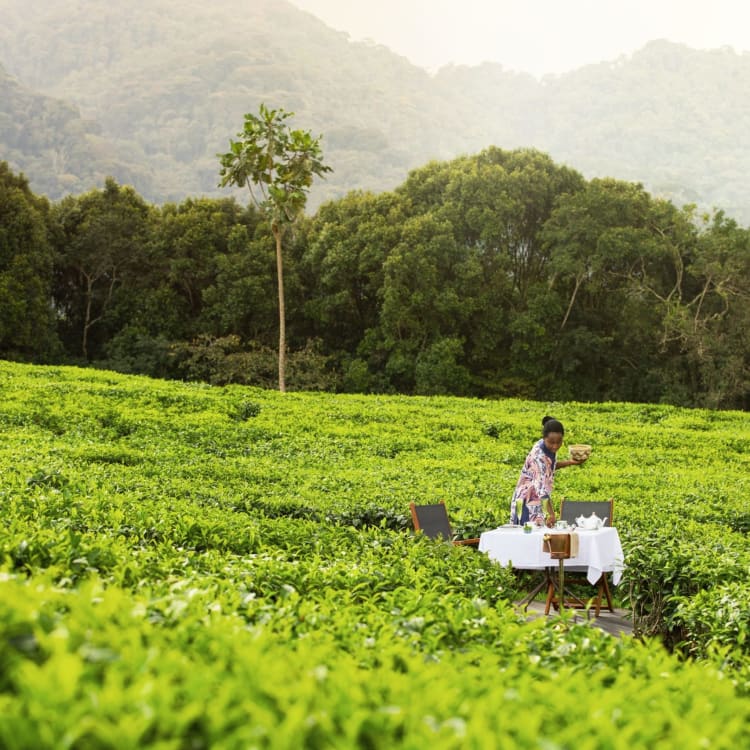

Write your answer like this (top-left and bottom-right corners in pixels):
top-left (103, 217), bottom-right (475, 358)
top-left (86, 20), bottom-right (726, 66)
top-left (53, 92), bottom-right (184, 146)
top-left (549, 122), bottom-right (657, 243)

top-left (548, 498), bottom-right (616, 615)
top-left (409, 501), bottom-right (479, 547)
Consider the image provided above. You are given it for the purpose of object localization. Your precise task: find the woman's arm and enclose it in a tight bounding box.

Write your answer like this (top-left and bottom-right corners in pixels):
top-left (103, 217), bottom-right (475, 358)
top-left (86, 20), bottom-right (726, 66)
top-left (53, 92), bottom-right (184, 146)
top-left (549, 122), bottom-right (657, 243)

top-left (556, 457), bottom-right (586, 469)
top-left (543, 497), bottom-right (556, 526)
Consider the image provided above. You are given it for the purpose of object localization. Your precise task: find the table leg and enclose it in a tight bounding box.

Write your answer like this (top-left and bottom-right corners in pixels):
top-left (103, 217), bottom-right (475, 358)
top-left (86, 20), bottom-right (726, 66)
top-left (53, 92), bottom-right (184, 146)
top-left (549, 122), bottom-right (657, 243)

top-left (517, 572), bottom-right (550, 609)
top-left (544, 566), bottom-right (590, 615)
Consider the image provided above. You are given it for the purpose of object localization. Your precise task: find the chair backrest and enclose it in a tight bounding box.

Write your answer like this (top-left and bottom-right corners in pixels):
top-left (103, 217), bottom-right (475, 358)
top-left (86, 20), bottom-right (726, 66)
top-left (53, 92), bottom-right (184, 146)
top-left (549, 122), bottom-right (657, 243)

top-left (543, 532), bottom-right (573, 559)
top-left (559, 498), bottom-right (614, 526)
top-left (410, 501), bottom-right (453, 541)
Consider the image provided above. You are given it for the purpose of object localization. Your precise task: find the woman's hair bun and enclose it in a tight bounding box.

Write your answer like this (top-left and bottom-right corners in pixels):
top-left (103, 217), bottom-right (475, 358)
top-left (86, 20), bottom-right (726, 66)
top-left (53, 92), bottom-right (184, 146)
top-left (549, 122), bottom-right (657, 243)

top-left (541, 416), bottom-right (565, 436)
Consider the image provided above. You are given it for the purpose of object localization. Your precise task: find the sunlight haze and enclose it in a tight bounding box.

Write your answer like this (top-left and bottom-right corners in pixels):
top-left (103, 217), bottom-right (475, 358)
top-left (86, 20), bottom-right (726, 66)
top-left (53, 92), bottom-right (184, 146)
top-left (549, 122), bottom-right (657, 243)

top-left (289, 0), bottom-right (750, 76)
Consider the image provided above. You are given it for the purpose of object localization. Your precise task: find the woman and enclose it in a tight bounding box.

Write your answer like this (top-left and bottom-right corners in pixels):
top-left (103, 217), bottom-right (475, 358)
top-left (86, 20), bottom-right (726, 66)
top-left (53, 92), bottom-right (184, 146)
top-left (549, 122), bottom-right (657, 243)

top-left (509, 416), bottom-right (585, 527)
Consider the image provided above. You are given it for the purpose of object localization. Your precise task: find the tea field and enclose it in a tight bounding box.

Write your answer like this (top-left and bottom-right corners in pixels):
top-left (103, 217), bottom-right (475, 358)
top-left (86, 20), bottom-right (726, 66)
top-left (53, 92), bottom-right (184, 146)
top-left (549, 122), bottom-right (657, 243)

top-left (1, 361), bottom-right (749, 748)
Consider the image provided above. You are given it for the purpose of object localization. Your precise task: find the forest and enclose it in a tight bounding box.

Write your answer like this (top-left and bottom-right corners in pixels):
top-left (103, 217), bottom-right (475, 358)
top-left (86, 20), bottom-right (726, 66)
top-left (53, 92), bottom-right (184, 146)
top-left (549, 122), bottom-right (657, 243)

top-left (2, 144), bottom-right (748, 410)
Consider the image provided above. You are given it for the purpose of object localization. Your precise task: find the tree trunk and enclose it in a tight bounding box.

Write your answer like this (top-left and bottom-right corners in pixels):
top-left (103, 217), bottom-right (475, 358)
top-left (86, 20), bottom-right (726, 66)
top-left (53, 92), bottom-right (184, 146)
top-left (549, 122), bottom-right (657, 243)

top-left (82, 274), bottom-right (93, 359)
top-left (273, 224), bottom-right (286, 393)
top-left (80, 266), bottom-right (118, 361)
top-left (560, 273), bottom-right (584, 330)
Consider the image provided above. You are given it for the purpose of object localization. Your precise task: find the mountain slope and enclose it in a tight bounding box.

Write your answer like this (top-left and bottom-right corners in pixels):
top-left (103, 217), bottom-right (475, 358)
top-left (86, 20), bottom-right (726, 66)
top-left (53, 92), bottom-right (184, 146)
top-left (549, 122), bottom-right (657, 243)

top-left (0, 63), bottom-right (155, 199)
top-left (0, 0), bottom-right (465, 206)
top-left (1, 0), bottom-right (749, 222)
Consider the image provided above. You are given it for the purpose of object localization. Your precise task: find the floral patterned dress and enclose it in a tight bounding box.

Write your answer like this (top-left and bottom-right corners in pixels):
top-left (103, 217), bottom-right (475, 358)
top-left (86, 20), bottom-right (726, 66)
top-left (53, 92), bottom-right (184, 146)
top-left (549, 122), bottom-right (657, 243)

top-left (509, 439), bottom-right (557, 525)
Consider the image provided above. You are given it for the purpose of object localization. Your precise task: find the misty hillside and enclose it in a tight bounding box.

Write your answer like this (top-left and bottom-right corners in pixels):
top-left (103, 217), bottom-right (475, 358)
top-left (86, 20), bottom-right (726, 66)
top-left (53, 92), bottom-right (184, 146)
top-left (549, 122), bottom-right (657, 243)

top-left (0, 63), bottom-right (157, 199)
top-left (1, 0), bottom-right (749, 222)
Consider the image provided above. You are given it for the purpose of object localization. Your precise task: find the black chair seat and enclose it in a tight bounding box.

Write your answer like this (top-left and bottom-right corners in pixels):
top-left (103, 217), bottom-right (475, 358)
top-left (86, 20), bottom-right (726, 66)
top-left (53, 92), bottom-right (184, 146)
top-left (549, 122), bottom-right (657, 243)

top-left (409, 501), bottom-right (479, 547)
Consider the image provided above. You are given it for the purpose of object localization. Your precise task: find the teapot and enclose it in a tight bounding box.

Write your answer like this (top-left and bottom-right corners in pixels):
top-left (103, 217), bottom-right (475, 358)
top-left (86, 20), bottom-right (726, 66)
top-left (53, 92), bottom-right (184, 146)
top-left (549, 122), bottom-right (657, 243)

top-left (575, 512), bottom-right (607, 530)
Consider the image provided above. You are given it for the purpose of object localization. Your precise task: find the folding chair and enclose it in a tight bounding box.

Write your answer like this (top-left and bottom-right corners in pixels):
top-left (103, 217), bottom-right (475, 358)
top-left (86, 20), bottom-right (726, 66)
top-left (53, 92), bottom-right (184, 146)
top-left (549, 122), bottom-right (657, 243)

top-left (409, 501), bottom-right (479, 547)
top-left (549, 498), bottom-right (616, 615)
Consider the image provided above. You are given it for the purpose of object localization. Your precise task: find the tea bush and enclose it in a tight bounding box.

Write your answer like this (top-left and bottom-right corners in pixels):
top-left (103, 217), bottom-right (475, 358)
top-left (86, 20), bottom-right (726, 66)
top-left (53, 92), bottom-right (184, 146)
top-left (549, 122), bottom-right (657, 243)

top-left (1, 361), bottom-right (749, 747)
top-left (1, 570), bottom-right (749, 749)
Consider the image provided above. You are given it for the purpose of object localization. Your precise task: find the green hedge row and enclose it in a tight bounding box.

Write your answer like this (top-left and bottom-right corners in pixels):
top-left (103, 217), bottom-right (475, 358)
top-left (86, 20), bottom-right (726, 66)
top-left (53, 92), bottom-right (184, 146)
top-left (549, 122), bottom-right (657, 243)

top-left (1, 361), bottom-right (749, 747)
top-left (2, 568), bottom-right (749, 749)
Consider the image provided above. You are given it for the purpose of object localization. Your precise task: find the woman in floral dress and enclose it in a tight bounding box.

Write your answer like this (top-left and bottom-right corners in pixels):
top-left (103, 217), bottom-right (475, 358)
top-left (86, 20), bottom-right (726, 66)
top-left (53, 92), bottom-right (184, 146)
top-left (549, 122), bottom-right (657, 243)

top-left (509, 416), bottom-right (586, 527)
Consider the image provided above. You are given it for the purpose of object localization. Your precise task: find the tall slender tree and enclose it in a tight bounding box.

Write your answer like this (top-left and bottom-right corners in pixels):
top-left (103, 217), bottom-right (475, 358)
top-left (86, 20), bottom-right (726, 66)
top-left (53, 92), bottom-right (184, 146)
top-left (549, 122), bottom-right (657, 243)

top-left (218, 104), bottom-right (331, 392)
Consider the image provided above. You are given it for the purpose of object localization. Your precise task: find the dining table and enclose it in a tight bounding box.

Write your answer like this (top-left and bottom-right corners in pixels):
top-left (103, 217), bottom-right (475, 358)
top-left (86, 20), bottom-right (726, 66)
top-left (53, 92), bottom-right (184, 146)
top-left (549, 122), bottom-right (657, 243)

top-left (478, 525), bottom-right (625, 610)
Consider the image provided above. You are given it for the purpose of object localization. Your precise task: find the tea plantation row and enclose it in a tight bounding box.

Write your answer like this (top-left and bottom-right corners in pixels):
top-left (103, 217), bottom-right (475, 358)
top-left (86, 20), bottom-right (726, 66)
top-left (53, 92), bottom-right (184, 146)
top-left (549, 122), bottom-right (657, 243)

top-left (0, 361), bottom-right (748, 748)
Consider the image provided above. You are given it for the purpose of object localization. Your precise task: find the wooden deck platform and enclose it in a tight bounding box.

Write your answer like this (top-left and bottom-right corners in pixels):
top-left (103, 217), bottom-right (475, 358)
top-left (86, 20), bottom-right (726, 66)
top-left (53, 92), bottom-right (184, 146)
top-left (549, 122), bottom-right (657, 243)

top-left (522, 601), bottom-right (635, 637)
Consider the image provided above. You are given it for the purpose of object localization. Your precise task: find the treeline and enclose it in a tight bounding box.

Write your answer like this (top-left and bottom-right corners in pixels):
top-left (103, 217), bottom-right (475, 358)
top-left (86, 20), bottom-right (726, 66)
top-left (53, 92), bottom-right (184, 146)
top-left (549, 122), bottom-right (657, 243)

top-left (2, 148), bottom-right (749, 409)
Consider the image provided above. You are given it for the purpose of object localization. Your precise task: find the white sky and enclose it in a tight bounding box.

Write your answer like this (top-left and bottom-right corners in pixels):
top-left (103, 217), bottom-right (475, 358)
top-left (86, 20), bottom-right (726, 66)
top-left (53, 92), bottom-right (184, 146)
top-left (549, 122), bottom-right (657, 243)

top-left (288, 0), bottom-right (750, 77)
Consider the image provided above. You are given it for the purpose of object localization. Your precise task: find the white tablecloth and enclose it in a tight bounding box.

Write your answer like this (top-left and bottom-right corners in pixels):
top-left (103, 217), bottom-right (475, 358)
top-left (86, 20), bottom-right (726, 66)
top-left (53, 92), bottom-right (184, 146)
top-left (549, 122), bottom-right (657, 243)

top-left (479, 526), bottom-right (625, 585)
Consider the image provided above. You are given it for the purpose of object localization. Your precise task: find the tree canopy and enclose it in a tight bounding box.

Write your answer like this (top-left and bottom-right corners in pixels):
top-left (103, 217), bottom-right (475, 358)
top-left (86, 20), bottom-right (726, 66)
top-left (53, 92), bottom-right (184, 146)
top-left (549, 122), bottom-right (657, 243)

top-left (0, 162), bottom-right (57, 358)
top-left (1, 147), bottom-right (748, 409)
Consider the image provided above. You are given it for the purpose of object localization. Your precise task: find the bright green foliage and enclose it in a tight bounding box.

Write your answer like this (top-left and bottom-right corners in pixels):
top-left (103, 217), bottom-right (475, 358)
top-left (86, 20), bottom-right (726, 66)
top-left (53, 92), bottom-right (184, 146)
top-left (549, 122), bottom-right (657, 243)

top-left (1, 361), bottom-right (750, 747)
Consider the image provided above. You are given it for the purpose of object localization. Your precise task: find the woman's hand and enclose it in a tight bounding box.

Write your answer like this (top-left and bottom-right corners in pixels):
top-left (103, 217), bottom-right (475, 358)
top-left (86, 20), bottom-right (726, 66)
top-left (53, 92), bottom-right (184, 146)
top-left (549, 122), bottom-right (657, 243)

top-left (558, 457), bottom-right (586, 468)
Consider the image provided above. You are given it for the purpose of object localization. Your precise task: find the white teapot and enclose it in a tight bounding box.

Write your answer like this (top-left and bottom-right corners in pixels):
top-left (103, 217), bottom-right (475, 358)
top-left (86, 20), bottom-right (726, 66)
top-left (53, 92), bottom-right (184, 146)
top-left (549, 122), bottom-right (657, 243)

top-left (575, 512), bottom-right (607, 530)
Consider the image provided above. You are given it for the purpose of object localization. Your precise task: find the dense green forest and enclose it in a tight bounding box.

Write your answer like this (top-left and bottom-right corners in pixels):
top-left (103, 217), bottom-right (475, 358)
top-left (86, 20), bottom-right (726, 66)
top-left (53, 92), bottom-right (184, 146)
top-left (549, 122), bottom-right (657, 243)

top-left (2, 146), bottom-right (748, 409)
top-left (1, 0), bottom-right (750, 222)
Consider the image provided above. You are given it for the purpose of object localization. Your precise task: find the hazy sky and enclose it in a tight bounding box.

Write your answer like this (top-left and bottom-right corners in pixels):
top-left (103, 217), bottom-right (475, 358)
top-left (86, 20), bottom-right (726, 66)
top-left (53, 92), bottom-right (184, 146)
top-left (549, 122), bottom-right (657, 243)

top-left (288, 0), bottom-right (750, 77)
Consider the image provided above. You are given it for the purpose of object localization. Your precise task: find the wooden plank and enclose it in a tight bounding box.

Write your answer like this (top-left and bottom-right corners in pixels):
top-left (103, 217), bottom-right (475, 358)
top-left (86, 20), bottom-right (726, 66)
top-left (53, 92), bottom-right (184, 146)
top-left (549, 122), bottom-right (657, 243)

top-left (522, 601), bottom-right (634, 637)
